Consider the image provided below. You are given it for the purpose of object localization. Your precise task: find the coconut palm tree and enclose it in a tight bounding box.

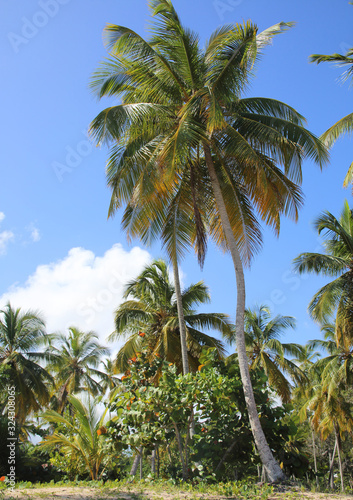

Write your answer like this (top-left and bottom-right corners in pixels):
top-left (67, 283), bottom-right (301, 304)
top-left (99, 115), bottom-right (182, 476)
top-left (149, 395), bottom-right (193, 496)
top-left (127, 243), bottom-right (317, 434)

top-left (41, 395), bottom-right (109, 480)
top-left (89, 0), bottom-right (328, 480)
top-left (99, 357), bottom-right (120, 393)
top-left (296, 318), bottom-right (353, 491)
top-left (310, 41), bottom-right (353, 187)
top-left (292, 343), bottom-right (321, 372)
top-left (293, 201), bottom-right (353, 336)
top-left (302, 367), bottom-right (353, 492)
top-left (0, 303), bottom-right (52, 428)
top-left (238, 305), bottom-right (305, 403)
top-left (46, 327), bottom-right (109, 411)
top-left (109, 259), bottom-right (230, 373)
top-left (309, 322), bottom-right (353, 389)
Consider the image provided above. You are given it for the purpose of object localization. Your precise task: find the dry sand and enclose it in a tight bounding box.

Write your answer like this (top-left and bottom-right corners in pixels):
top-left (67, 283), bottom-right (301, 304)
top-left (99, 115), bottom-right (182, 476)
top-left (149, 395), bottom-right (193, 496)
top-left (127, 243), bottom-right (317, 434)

top-left (1, 486), bottom-right (353, 500)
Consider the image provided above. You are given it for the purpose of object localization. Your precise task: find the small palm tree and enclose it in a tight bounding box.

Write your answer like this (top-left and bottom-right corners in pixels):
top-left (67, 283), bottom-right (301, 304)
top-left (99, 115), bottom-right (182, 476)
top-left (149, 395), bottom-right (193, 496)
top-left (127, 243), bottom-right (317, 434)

top-left (308, 322), bottom-right (353, 388)
top-left (293, 201), bottom-right (353, 335)
top-left (0, 303), bottom-right (52, 427)
top-left (46, 327), bottom-right (109, 410)
top-left (99, 358), bottom-right (120, 393)
top-left (109, 259), bottom-right (231, 373)
top-left (41, 395), bottom-right (109, 480)
top-left (226, 304), bottom-right (304, 402)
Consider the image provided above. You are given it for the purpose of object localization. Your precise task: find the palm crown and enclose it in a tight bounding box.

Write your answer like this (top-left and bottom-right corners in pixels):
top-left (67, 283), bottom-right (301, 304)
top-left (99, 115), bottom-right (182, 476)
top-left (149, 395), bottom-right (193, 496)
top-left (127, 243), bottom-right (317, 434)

top-left (293, 201), bottom-right (353, 332)
top-left (90, 1), bottom-right (327, 264)
top-left (109, 259), bottom-right (231, 373)
top-left (227, 304), bottom-right (304, 403)
top-left (0, 303), bottom-right (52, 427)
top-left (46, 327), bottom-right (109, 410)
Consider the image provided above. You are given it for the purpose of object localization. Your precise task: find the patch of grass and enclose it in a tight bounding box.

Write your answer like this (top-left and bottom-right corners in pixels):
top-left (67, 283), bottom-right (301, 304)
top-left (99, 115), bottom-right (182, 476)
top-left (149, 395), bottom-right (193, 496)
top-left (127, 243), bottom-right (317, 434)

top-left (2, 478), bottom-right (352, 500)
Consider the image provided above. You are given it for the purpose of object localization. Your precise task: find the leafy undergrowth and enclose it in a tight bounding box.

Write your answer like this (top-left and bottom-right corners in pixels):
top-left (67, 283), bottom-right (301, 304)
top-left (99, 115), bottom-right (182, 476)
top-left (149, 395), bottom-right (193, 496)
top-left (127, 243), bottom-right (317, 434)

top-left (0, 479), bottom-right (352, 500)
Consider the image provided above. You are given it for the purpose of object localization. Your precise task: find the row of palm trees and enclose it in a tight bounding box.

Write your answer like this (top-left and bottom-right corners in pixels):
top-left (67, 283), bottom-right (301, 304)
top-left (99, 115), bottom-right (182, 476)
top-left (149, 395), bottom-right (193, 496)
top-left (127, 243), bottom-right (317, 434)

top-left (0, 256), bottom-right (315, 435)
top-left (2, 198), bottom-right (353, 482)
top-left (0, 312), bottom-right (108, 429)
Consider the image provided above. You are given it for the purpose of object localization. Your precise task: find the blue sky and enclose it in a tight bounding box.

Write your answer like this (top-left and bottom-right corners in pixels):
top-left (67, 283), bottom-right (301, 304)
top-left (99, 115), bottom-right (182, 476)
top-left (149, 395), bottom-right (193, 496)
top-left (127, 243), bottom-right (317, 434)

top-left (0, 0), bottom-right (352, 354)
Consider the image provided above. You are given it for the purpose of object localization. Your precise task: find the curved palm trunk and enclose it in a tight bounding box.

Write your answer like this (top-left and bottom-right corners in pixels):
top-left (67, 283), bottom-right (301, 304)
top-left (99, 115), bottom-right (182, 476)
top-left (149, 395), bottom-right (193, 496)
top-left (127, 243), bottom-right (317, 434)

top-left (204, 146), bottom-right (285, 482)
top-left (172, 252), bottom-right (189, 375)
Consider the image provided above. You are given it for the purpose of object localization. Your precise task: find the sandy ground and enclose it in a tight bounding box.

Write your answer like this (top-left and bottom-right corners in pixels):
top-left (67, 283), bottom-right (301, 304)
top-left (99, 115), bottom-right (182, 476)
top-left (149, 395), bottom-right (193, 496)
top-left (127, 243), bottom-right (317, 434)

top-left (1, 486), bottom-right (353, 500)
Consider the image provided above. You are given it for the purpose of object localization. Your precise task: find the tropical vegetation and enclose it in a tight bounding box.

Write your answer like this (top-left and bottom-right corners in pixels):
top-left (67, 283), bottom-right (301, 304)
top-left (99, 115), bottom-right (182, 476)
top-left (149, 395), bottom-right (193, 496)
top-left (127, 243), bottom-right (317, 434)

top-left (3, 0), bottom-right (353, 495)
top-left (88, 0), bottom-right (328, 482)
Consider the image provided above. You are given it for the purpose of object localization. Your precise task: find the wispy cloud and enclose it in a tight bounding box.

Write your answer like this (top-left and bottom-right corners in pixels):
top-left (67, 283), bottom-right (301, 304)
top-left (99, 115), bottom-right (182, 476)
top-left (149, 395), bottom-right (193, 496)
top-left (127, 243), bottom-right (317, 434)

top-left (0, 230), bottom-right (15, 255)
top-left (26, 223), bottom-right (41, 243)
top-left (0, 212), bottom-right (14, 255)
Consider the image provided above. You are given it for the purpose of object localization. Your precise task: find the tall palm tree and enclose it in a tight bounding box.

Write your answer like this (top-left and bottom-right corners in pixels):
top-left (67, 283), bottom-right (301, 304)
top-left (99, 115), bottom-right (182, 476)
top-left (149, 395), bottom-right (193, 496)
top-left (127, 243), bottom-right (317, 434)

top-left (293, 201), bottom-right (353, 335)
top-left (240, 305), bottom-right (305, 403)
top-left (310, 39), bottom-right (353, 187)
top-left (0, 303), bottom-right (52, 428)
top-left (41, 395), bottom-right (109, 480)
top-left (89, 0), bottom-right (328, 480)
top-left (109, 259), bottom-right (230, 373)
top-left (46, 327), bottom-right (109, 410)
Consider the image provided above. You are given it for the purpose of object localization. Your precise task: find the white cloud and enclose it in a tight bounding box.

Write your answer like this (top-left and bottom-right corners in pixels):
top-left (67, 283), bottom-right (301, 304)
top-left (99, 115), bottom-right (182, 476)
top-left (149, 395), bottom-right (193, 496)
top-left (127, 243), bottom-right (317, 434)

top-left (0, 244), bottom-right (152, 351)
top-left (0, 230), bottom-right (14, 255)
top-left (0, 212), bottom-right (14, 255)
top-left (28, 224), bottom-right (41, 243)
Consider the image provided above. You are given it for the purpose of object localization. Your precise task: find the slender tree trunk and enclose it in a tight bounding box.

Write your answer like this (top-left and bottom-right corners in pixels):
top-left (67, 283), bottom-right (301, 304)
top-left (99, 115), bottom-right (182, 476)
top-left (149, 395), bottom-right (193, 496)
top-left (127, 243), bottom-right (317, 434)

top-left (334, 426), bottom-right (344, 492)
top-left (167, 443), bottom-right (173, 463)
top-left (261, 466), bottom-right (267, 483)
top-left (204, 145), bottom-right (285, 483)
top-left (157, 445), bottom-right (160, 479)
top-left (130, 446), bottom-right (142, 477)
top-left (173, 422), bottom-right (188, 481)
top-left (151, 447), bottom-right (156, 475)
top-left (171, 252), bottom-right (189, 375)
top-left (328, 439), bottom-right (337, 490)
top-left (311, 426), bottom-right (319, 488)
top-left (215, 439), bottom-right (238, 472)
top-left (140, 450), bottom-right (143, 480)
